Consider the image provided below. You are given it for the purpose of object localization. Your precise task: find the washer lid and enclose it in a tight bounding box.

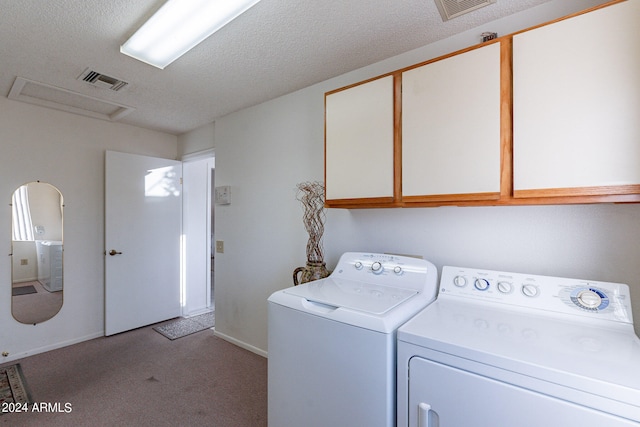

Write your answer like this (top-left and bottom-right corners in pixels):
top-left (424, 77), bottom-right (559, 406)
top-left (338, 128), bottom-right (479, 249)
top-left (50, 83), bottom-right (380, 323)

top-left (283, 277), bottom-right (418, 315)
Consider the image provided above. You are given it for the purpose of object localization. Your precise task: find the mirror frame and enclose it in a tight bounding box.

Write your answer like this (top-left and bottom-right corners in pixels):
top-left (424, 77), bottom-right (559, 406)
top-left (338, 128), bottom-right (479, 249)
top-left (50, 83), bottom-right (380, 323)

top-left (10, 181), bottom-right (64, 324)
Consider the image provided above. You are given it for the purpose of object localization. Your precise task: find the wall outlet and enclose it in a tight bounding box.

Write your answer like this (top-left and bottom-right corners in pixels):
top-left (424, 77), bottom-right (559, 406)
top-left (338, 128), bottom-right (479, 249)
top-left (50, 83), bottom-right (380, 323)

top-left (216, 240), bottom-right (224, 253)
top-left (20, 259), bottom-right (28, 265)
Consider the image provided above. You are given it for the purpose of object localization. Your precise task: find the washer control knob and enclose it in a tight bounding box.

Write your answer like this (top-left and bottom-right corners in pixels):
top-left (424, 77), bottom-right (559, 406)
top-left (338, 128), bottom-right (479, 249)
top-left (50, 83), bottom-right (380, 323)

top-left (371, 261), bottom-right (383, 274)
top-left (521, 284), bottom-right (539, 298)
top-left (474, 278), bottom-right (490, 291)
top-left (577, 290), bottom-right (602, 309)
top-left (453, 276), bottom-right (467, 287)
top-left (393, 266), bottom-right (403, 275)
top-left (354, 261), bottom-right (363, 270)
top-left (497, 281), bottom-right (513, 294)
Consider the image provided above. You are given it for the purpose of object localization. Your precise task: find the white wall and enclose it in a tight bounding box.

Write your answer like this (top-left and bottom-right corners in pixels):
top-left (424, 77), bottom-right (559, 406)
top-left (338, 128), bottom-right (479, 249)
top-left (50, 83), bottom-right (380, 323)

top-left (178, 122), bottom-right (215, 158)
top-left (0, 96), bottom-right (177, 362)
top-left (11, 241), bottom-right (37, 283)
top-left (214, 87), bottom-right (354, 355)
top-left (213, 0), bottom-right (640, 355)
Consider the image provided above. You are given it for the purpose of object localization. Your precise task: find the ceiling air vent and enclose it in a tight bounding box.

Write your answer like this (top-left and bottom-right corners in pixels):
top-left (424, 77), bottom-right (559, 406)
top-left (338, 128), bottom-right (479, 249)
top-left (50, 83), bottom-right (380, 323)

top-left (78, 68), bottom-right (129, 91)
top-left (434, 0), bottom-right (496, 21)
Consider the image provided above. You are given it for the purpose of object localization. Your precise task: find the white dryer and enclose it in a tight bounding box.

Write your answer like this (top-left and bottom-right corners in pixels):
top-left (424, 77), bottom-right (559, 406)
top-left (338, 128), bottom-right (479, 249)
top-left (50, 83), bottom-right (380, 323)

top-left (397, 266), bottom-right (640, 427)
top-left (268, 252), bottom-right (439, 427)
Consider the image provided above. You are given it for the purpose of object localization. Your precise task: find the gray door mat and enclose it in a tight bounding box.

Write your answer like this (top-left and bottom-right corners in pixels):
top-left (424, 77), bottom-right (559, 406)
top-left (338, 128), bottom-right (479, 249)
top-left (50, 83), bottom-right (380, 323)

top-left (153, 311), bottom-right (215, 340)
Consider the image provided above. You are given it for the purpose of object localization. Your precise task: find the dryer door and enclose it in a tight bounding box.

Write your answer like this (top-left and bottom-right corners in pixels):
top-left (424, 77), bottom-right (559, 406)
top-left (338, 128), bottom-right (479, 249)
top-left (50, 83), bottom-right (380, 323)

top-left (407, 357), bottom-right (637, 427)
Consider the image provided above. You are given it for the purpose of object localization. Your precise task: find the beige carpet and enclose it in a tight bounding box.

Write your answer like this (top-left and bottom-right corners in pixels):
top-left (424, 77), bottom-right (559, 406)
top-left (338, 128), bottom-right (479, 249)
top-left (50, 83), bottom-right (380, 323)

top-left (11, 281), bottom-right (63, 325)
top-left (0, 322), bottom-right (266, 426)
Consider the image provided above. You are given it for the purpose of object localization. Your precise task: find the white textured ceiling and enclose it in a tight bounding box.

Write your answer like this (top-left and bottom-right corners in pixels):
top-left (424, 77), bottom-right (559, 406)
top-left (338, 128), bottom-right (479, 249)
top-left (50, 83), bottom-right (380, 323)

top-left (1, 0), bottom-right (553, 135)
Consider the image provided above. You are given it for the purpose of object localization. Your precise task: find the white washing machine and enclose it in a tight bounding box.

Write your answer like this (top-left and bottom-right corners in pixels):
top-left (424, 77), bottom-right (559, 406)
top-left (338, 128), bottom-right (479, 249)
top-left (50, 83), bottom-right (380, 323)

top-left (397, 266), bottom-right (640, 427)
top-left (36, 240), bottom-right (63, 292)
top-left (268, 252), bottom-right (439, 427)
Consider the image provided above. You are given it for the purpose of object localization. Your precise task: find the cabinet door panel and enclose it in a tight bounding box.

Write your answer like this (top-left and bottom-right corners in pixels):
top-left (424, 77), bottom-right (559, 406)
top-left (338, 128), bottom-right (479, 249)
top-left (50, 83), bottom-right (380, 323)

top-left (513, 0), bottom-right (640, 196)
top-left (325, 76), bottom-right (395, 201)
top-left (402, 43), bottom-right (501, 199)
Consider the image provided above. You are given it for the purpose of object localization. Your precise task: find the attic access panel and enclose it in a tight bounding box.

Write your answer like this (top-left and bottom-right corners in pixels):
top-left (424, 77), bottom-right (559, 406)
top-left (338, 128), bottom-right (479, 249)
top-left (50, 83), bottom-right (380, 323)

top-left (7, 77), bottom-right (135, 122)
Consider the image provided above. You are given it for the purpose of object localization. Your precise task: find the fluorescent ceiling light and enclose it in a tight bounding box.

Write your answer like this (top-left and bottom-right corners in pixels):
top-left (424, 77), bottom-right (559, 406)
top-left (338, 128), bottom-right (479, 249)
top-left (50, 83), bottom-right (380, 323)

top-left (121, 0), bottom-right (262, 69)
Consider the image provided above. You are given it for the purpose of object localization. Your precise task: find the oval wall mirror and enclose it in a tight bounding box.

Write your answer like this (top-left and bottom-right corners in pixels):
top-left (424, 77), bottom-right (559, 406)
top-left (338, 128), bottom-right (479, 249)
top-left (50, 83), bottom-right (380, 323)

top-left (11, 182), bottom-right (64, 324)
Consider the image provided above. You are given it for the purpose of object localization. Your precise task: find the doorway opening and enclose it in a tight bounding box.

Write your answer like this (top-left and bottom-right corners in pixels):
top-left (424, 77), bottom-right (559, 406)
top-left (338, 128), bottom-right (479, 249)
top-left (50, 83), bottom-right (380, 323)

top-left (181, 154), bottom-right (215, 317)
top-left (210, 166), bottom-right (215, 308)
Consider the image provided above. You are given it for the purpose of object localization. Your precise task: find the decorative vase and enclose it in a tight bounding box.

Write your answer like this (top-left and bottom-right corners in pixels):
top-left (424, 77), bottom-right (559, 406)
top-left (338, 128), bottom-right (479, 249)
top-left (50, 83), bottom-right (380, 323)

top-left (293, 261), bottom-right (330, 286)
top-left (293, 181), bottom-right (330, 285)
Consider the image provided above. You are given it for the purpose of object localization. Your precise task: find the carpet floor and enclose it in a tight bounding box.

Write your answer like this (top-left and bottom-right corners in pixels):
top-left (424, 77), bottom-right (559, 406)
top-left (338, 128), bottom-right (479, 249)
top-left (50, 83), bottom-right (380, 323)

top-left (0, 322), bottom-right (266, 426)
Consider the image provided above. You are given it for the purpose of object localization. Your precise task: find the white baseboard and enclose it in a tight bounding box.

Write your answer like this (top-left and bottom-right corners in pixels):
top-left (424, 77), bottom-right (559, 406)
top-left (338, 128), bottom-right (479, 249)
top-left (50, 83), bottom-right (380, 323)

top-left (213, 330), bottom-right (267, 358)
top-left (1, 331), bottom-right (104, 364)
top-left (184, 307), bottom-right (213, 317)
top-left (12, 278), bottom-right (38, 284)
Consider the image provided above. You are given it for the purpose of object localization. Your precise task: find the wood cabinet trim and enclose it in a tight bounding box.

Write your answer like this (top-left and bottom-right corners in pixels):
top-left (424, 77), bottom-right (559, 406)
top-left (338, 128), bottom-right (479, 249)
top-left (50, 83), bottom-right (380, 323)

top-left (402, 193), bottom-right (640, 208)
top-left (393, 72), bottom-right (402, 202)
top-left (514, 185), bottom-right (640, 199)
top-left (403, 192), bottom-right (501, 203)
top-left (325, 193), bottom-right (640, 209)
top-left (325, 72), bottom-right (397, 97)
top-left (325, 197), bottom-right (398, 209)
top-left (500, 38), bottom-right (513, 200)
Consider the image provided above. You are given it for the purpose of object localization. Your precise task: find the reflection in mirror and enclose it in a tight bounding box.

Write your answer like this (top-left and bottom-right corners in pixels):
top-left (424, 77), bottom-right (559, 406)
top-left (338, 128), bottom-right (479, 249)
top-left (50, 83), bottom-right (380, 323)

top-left (11, 182), bottom-right (63, 324)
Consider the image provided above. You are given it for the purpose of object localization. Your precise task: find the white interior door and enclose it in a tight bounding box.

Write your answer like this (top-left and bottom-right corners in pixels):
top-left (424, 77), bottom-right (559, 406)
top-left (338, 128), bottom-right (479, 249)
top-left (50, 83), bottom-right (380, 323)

top-left (105, 151), bottom-right (182, 336)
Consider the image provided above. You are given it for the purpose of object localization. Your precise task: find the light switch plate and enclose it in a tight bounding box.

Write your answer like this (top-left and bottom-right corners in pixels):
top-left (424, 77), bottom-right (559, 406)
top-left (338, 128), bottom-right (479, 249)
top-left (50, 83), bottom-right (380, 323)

top-left (214, 185), bottom-right (231, 205)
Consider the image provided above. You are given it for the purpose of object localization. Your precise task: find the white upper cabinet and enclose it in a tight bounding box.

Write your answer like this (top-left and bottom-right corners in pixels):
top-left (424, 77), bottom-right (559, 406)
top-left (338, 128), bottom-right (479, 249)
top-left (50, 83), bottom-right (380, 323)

top-left (325, 75), bottom-right (395, 202)
top-left (324, 0), bottom-right (640, 208)
top-left (402, 42), bottom-right (502, 201)
top-left (512, 0), bottom-right (640, 197)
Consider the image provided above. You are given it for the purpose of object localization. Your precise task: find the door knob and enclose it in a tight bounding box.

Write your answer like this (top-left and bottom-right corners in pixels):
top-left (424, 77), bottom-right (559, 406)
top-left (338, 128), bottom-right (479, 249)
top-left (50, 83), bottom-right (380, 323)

top-left (108, 250), bottom-right (123, 256)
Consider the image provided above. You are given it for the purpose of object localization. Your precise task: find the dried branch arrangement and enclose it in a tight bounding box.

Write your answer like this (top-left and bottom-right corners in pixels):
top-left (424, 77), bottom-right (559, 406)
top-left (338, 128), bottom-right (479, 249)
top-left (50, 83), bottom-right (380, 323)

top-left (296, 181), bottom-right (326, 263)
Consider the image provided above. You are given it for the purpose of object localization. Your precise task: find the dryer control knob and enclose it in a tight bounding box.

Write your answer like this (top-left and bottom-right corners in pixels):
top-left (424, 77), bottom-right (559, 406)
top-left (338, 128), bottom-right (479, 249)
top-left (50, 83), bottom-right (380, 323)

top-left (497, 281), bottom-right (513, 294)
top-left (577, 290), bottom-right (602, 309)
top-left (371, 261), bottom-right (383, 274)
top-left (521, 284), bottom-right (539, 298)
top-left (354, 261), bottom-right (363, 270)
top-left (393, 266), bottom-right (403, 275)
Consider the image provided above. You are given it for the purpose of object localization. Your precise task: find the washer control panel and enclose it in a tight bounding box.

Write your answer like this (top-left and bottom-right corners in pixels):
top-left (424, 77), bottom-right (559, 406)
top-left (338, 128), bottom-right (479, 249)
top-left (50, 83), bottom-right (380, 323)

top-left (440, 266), bottom-right (633, 324)
top-left (331, 252), bottom-right (437, 293)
